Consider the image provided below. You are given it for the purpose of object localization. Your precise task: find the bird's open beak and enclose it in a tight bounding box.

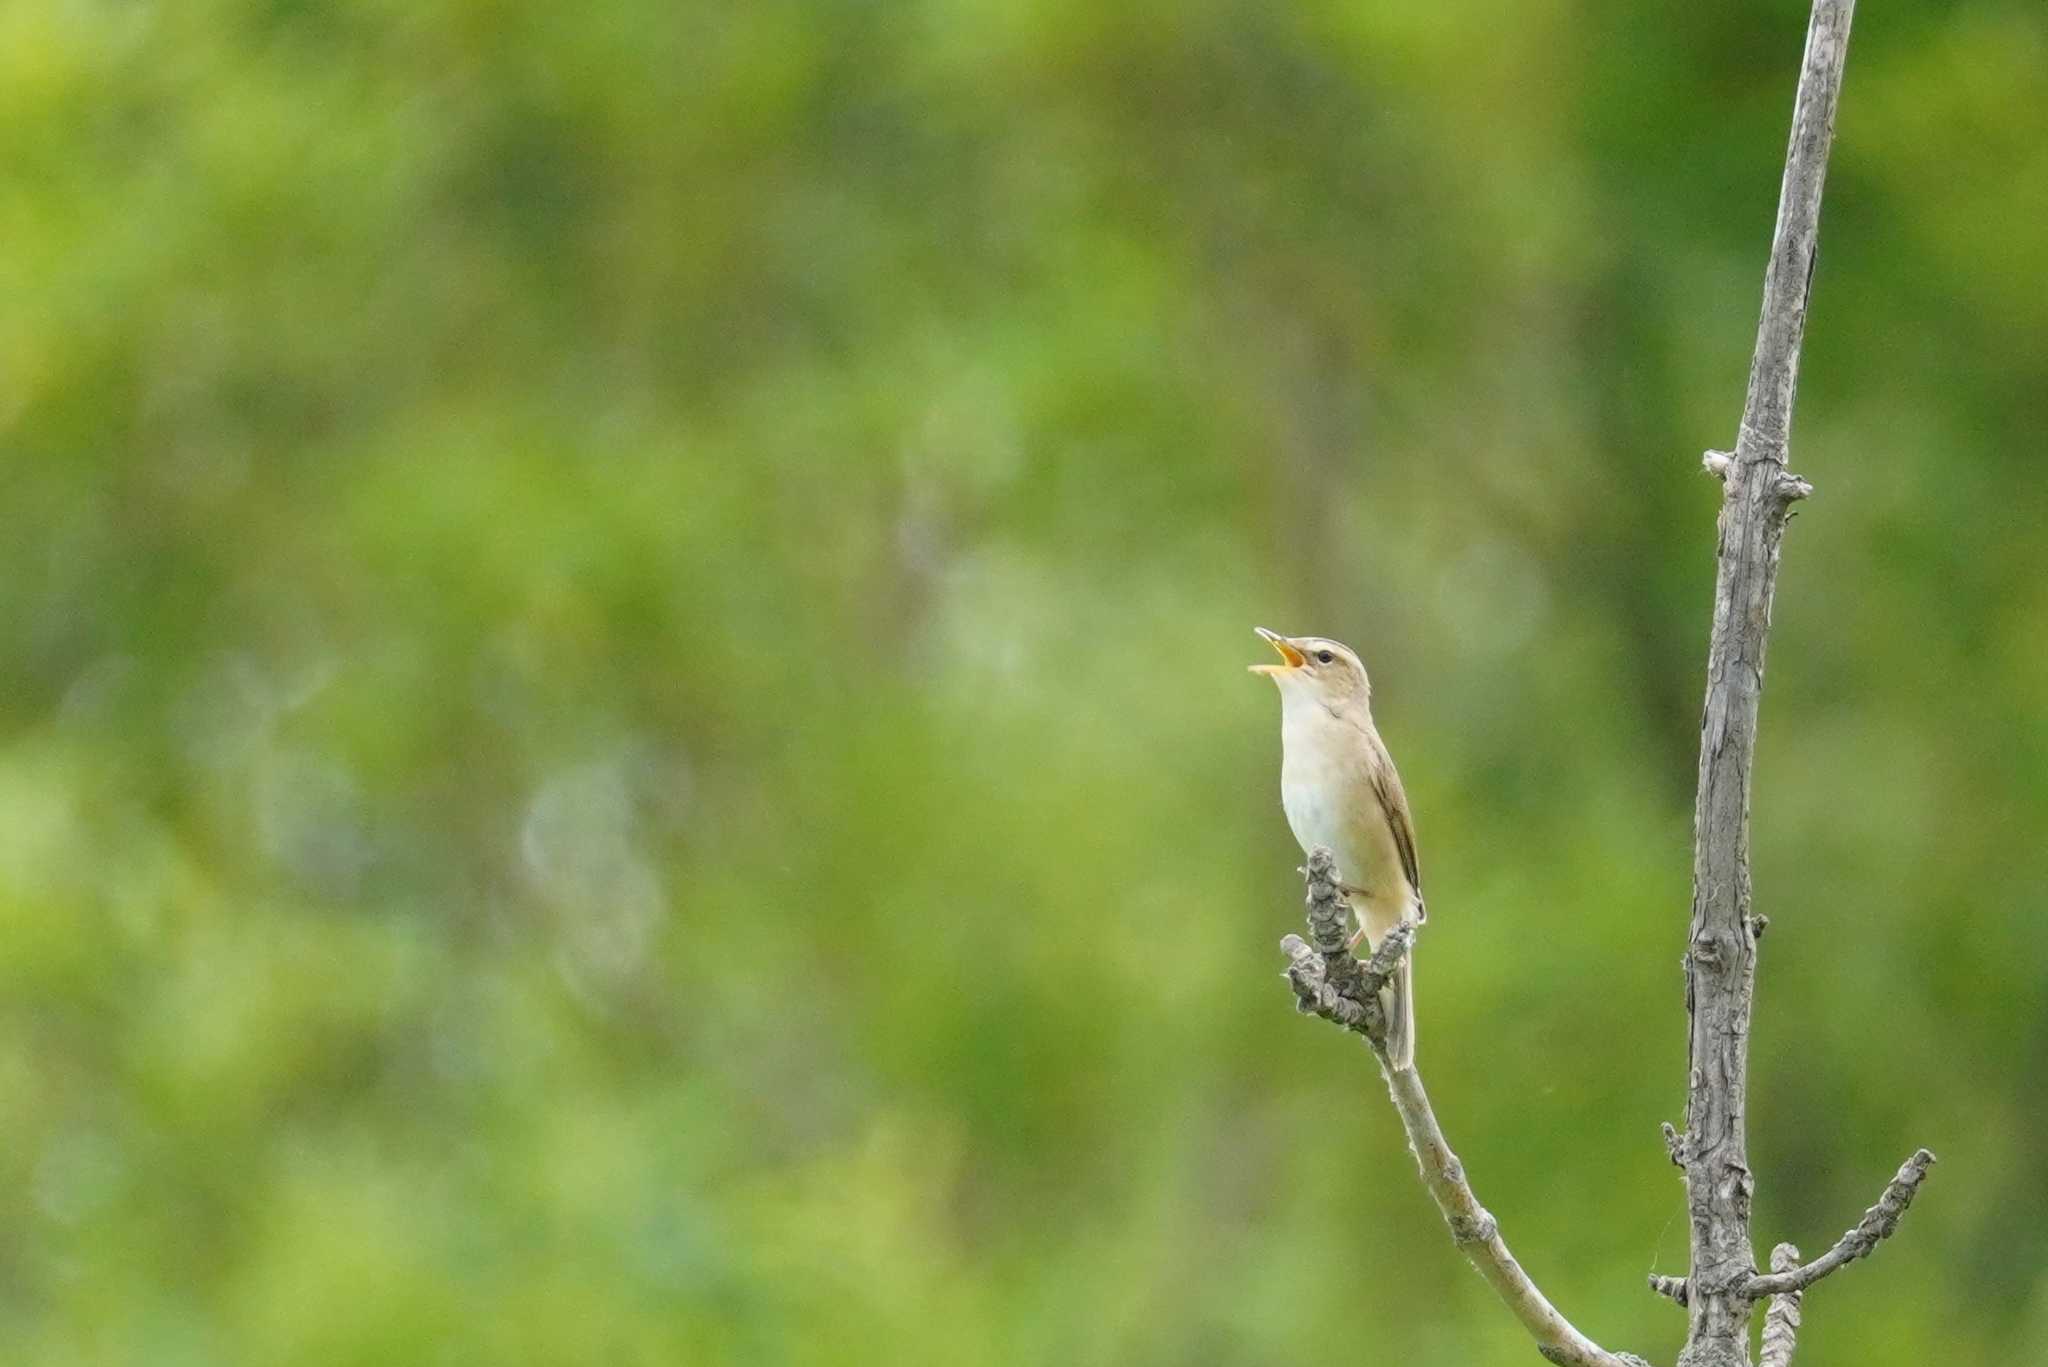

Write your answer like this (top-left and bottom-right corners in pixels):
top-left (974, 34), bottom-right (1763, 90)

top-left (1249, 627), bottom-right (1306, 675)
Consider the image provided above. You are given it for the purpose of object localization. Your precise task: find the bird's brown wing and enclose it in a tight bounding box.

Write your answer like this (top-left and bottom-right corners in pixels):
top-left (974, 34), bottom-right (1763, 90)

top-left (1367, 737), bottom-right (1424, 919)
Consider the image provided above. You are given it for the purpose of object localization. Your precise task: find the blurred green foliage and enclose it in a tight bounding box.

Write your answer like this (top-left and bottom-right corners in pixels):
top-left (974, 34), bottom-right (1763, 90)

top-left (3, 0), bottom-right (2045, 1363)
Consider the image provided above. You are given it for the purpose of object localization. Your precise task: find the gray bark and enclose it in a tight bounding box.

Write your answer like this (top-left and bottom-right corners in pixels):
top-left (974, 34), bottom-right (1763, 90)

top-left (1742, 1150), bottom-right (1936, 1300)
top-left (1678, 4), bottom-right (1851, 1364)
top-left (1756, 1246), bottom-right (1804, 1367)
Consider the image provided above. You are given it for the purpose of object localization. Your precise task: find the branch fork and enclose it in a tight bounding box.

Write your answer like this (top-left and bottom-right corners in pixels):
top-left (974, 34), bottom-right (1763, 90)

top-left (1644, 1142), bottom-right (1934, 1310)
top-left (1743, 1149), bottom-right (1936, 1299)
top-left (1280, 849), bottom-right (1415, 1050)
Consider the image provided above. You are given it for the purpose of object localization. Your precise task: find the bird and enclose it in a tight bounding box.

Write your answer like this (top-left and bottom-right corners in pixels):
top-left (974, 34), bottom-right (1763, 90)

top-left (1250, 627), bottom-right (1425, 1069)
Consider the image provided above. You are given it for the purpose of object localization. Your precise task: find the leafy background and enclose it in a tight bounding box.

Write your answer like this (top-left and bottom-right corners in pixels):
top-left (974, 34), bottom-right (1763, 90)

top-left (3, 1), bottom-right (2043, 1363)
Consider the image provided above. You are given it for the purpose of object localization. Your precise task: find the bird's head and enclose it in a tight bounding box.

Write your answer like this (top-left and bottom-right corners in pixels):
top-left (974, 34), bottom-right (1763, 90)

top-left (1249, 627), bottom-right (1371, 708)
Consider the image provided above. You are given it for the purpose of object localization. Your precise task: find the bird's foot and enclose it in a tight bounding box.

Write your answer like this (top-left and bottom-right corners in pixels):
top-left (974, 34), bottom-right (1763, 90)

top-left (1336, 883), bottom-right (1374, 952)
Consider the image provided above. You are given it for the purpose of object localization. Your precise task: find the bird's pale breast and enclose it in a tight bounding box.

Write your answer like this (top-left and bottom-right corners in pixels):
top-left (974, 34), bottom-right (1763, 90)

top-left (1278, 703), bottom-right (1413, 936)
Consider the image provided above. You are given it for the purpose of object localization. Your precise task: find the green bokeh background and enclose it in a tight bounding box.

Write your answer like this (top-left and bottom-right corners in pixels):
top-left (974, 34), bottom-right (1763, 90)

top-left (4, 2), bottom-right (2044, 1363)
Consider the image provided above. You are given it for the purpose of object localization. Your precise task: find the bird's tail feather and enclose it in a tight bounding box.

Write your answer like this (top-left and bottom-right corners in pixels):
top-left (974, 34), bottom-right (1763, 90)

top-left (1385, 953), bottom-right (1416, 1071)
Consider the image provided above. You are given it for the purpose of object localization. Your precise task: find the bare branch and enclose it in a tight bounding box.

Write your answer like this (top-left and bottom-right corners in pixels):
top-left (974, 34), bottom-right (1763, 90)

top-left (1678, 4), bottom-right (1866, 1362)
top-left (1743, 1150), bottom-right (1936, 1299)
top-left (1757, 1245), bottom-right (1804, 1367)
top-left (1280, 850), bottom-right (1642, 1367)
top-left (1650, 1274), bottom-right (1689, 1307)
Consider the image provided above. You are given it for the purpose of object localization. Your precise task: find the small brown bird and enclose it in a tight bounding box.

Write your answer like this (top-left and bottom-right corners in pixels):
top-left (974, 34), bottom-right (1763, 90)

top-left (1251, 628), bottom-right (1425, 1069)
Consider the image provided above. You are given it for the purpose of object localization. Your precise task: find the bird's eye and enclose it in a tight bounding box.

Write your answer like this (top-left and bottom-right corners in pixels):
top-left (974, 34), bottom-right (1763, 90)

top-left (1315, 650), bottom-right (1335, 665)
